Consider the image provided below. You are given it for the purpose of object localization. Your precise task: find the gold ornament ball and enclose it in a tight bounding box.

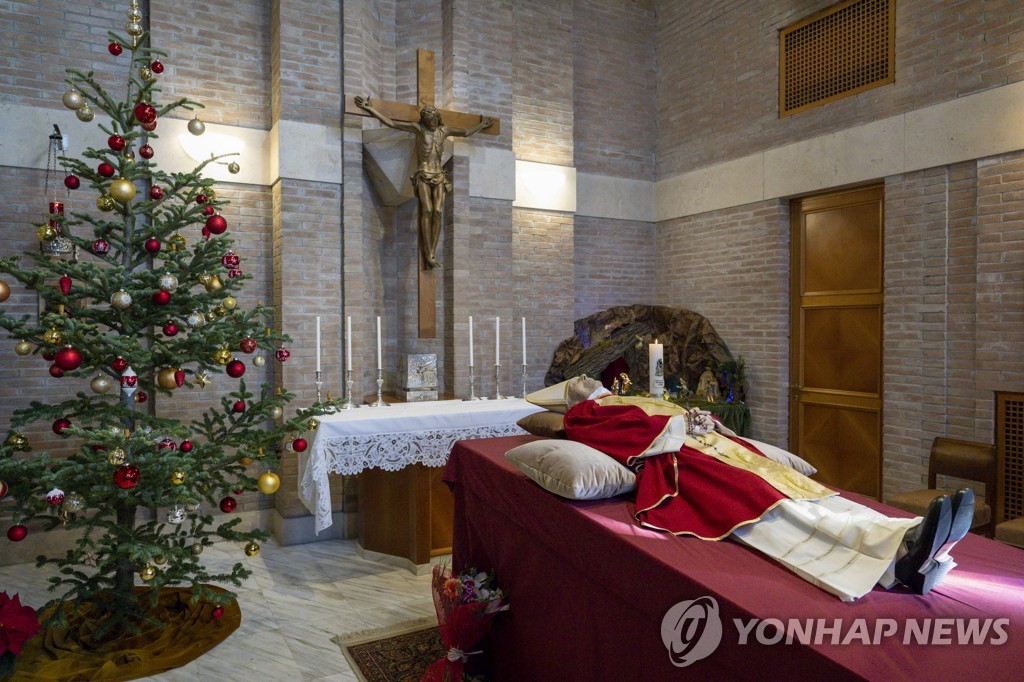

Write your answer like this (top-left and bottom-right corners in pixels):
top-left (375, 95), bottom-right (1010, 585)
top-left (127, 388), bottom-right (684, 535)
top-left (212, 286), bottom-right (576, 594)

top-left (198, 273), bottom-right (213, 286)
top-left (168, 234), bottom-right (187, 252)
top-left (61, 88), bottom-right (84, 110)
top-left (306, 418), bottom-right (319, 432)
top-left (96, 194), bottom-right (116, 212)
top-left (37, 224), bottom-right (58, 243)
top-left (238, 456), bottom-right (253, 466)
top-left (257, 471), bottom-right (281, 495)
top-left (270, 406), bottom-right (283, 420)
top-left (107, 448), bottom-right (126, 465)
top-left (4, 433), bottom-right (28, 451)
top-left (139, 565), bottom-right (156, 581)
top-left (253, 355), bottom-right (266, 368)
top-left (228, 162), bottom-right (240, 174)
top-left (243, 541), bottom-right (260, 557)
top-left (222, 296), bottom-right (237, 310)
top-left (90, 375), bottom-right (113, 394)
top-left (205, 310), bottom-right (218, 323)
top-left (126, 21), bottom-right (143, 37)
top-left (110, 290), bottom-right (133, 309)
top-left (205, 276), bottom-right (222, 293)
top-left (42, 328), bottom-right (63, 345)
top-left (75, 105), bottom-right (95, 122)
top-left (153, 555), bottom-right (167, 566)
top-left (127, 5), bottom-right (142, 21)
top-left (109, 178), bottom-right (136, 203)
top-left (191, 543), bottom-right (204, 556)
top-left (158, 273), bottom-right (179, 292)
top-left (187, 117), bottom-right (206, 136)
top-left (171, 471), bottom-right (186, 485)
top-left (212, 305), bottom-right (226, 318)
top-left (138, 67), bottom-right (153, 81)
top-left (213, 348), bottom-right (232, 365)
top-left (0, 279), bottom-right (10, 303)
top-left (15, 340), bottom-right (32, 356)
top-left (157, 367), bottom-right (179, 389)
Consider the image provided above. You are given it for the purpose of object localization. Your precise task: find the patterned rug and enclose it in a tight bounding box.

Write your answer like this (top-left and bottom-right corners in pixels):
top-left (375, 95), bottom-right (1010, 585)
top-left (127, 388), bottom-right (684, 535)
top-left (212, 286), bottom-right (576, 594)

top-left (333, 617), bottom-right (445, 682)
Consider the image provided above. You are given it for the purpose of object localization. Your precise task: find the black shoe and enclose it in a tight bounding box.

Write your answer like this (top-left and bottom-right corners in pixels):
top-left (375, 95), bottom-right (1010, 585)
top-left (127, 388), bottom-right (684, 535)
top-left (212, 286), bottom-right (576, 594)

top-left (896, 495), bottom-right (952, 594)
top-left (936, 488), bottom-right (975, 561)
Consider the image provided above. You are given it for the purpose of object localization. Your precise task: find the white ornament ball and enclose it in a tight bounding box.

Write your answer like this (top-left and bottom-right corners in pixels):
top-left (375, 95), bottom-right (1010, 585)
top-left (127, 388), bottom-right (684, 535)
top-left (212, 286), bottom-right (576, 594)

top-left (186, 311), bottom-right (205, 328)
top-left (110, 290), bottom-right (133, 309)
top-left (270, 406), bottom-right (283, 419)
top-left (167, 506), bottom-right (187, 525)
top-left (253, 355), bottom-right (266, 367)
top-left (158, 273), bottom-right (178, 292)
top-left (46, 487), bottom-right (65, 506)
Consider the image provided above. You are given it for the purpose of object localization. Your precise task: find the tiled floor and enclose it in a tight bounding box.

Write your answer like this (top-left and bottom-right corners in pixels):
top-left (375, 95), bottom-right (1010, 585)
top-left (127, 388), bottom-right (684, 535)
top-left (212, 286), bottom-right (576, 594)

top-left (0, 539), bottom-right (438, 681)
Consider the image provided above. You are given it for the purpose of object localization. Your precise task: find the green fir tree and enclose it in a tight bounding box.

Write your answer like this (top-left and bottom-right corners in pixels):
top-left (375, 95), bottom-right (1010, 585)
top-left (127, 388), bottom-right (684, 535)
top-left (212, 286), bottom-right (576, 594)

top-left (0, 2), bottom-right (335, 638)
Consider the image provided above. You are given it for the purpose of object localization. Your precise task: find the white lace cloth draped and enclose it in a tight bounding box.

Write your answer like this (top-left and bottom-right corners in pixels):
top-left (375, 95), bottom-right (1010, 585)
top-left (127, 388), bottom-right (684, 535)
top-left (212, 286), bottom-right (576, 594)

top-left (299, 398), bottom-right (542, 534)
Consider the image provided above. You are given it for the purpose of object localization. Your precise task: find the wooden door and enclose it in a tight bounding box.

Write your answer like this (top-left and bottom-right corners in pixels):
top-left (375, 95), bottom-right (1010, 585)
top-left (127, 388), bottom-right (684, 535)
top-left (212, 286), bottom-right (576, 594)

top-left (790, 185), bottom-right (884, 499)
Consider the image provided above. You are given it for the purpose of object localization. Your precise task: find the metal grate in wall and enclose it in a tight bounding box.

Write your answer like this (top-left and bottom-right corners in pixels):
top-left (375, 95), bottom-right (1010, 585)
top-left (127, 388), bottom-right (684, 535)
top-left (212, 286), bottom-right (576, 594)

top-left (779, 0), bottom-right (894, 117)
top-left (997, 392), bottom-right (1024, 522)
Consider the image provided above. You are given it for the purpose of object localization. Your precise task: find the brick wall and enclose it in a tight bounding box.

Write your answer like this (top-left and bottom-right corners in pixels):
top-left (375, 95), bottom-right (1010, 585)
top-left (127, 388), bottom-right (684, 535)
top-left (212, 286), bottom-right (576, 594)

top-left (574, 216), bottom-right (657, 320)
top-left (656, 0), bottom-right (1024, 178)
top-left (655, 201), bottom-right (792, 446)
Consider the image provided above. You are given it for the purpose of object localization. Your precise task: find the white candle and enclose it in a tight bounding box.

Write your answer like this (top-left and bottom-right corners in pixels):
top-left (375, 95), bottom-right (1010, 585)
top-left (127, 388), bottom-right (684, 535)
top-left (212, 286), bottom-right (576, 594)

top-left (468, 316), bottom-right (474, 364)
top-left (649, 339), bottom-right (665, 398)
top-left (376, 316), bottom-right (382, 370)
top-left (346, 316), bottom-right (352, 368)
top-left (315, 316), bottom-right (321, 372)
top-left (495, 317), bottom-right (500, 365)
top-left (521, 317), bottom-right (526, 365)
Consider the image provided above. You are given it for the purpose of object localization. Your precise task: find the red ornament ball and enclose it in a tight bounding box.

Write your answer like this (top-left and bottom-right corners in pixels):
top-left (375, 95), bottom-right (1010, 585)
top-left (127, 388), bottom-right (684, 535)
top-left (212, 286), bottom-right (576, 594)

top-left (275, 348), bottom-right (291, 362)
top-left (136, 390), bottom-right (148, 404)
top-left (163, 322), bottom-right (179, 337)
top-left (239, 337), bottom-right (257, 354)
top-left (113, 464), bottom-right (140, 489)
top-left (144, 237), bottom-right (161, 254)
top-left (222, 251), bottom-right (240, 268)
top-left (7, 525), bottom-right (28, 542)
top-left (46, 488), bottom-right (65, 506)
top-left (152, 290), bottom-right (171, 306)
top-left (108, 135), bottom-right (126, 152)
top-left (201, 226), bottom-right (211, 240)
top-left (55, 346), bottom-right (82, 371)
top-left (141, 120), bottom-right (157, 132)
top-left (92, 239), bottom-right (110, 255)
top-left (226, 360), bottom-right (246, 378)
top-left (203, 205), bottom-right (215, 217)
top-left (133, 102), bottom-right (157, 125)
top-left (112, 356), bottom-right (129, 373)
top-left (292, 438), bottom-right (308, 453)
top-left (64, 175), bottom-right (81, 190)
top-left (139, 145), bottom-right (154, 159)
top-left (232, 400), bottom-right (246, 414)
top-left (0, 480), bottom-right (6, 498)
top-left (157, 437), bottom-right (177, 451)
top-left (195, 194), bottom-right (208, 204)
top-left (149, 185), bottom-right (164, 200)
top-left (97, 163), bottom-right (115, 178)
top-left (42, 351), bottom-right (56, 361)
top-left (219, 496), bottom-right (237, 513)
top-left (180, 440), bottom-right (194, 453)
top-left (49, 364), bottom-right (64, 378)
top-left (52, 418), bottom-right (71, 436)
top-left (108, 42), bottom-right (122, 56)
top-left (228, 269), bottom-right (243, 279)
top-left (205, 215), bottom-right (227, 235)
top-left (211, 605), bottom-right (225, 620)
top-left (151, 60), bottom-right (164, 74)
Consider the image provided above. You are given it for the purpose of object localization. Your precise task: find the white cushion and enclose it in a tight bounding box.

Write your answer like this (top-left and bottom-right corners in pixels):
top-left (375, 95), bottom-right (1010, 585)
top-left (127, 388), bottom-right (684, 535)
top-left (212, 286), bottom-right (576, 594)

top-left (742, 438), bottom-right (817, 476)
top-left (506, 440), bottom-right (637, 500)
top-left (525, 380), bottom-right (572, 413)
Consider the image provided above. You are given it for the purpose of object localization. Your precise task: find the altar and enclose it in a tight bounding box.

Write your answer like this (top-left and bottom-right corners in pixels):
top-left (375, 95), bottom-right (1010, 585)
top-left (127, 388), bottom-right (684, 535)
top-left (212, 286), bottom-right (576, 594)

top-left (299, 398), bottom-right (542, 569)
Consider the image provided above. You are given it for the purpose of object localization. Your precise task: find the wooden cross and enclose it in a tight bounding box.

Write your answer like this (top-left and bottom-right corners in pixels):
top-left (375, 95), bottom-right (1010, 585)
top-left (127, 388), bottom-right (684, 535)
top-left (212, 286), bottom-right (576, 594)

top-left (345, 49), bottom-right (500, 339)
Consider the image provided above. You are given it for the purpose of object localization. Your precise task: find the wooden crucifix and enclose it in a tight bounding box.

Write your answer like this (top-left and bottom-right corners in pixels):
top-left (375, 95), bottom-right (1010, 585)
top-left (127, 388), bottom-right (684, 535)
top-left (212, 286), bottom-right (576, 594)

top-left (347, 49), bottom-right (500, 339)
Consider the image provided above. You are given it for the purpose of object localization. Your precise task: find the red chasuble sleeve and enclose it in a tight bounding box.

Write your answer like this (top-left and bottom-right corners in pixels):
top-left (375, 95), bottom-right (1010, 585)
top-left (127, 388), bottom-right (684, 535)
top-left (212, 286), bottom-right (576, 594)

top-left (565, 400), bottom-right (787, 540)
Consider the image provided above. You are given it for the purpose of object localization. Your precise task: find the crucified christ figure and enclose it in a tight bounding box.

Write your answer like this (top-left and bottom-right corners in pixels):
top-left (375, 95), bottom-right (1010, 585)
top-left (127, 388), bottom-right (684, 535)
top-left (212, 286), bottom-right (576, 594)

top-left (354, 96), bottom-right (494, 269)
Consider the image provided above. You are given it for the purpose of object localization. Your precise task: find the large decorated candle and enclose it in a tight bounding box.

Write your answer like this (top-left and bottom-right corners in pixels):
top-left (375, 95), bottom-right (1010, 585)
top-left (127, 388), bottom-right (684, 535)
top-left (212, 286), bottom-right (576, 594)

top-left (649, 339), bottom-right (664, 398)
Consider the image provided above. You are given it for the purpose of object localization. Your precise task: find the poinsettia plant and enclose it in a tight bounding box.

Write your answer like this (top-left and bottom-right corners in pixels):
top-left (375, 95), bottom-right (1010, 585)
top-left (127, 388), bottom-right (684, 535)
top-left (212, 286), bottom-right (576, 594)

top-left (423, 565), bottom-right (508, 682)
top-left (0, 591), bottom-right (42, 680)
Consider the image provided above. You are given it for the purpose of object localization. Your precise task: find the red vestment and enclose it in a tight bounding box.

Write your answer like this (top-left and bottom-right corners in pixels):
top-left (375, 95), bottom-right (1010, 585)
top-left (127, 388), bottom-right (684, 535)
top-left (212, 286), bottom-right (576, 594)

top-left (564, 400), bottom-right (788, 539)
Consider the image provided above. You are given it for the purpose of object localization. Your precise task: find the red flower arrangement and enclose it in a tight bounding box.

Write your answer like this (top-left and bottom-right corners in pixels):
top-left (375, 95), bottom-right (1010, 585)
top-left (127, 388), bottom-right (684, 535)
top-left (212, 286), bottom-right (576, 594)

top-left (422, 565), bottom-right (508, 682)
top-left (0, 591), bottom-right (42, 678)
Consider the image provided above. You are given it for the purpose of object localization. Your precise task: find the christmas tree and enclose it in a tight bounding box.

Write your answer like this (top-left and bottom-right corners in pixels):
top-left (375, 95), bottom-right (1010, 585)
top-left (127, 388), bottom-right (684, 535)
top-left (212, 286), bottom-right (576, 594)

top-left (0, 1), bottom-right (333, 638)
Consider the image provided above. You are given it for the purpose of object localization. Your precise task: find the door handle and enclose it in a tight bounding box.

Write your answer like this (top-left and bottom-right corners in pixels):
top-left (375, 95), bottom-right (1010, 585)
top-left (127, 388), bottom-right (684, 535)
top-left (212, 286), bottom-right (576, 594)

top-left (790, 383), bottom-right (801, 400)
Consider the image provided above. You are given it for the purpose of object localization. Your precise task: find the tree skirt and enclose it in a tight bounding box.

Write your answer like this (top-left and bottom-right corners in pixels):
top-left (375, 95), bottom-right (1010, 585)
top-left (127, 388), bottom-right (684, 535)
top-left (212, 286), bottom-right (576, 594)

top-left (9, 586), bottom-right (240, 681)
top-left (333, 617), bottom-right (446, 682)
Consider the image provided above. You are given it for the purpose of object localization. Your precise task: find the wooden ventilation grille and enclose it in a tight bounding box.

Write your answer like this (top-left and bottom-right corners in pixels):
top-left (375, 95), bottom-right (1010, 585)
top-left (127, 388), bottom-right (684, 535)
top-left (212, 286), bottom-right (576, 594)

top-left (779, 0), bottom-right (894, 117)
top-left (997, 392), bottom-right (1024, 522)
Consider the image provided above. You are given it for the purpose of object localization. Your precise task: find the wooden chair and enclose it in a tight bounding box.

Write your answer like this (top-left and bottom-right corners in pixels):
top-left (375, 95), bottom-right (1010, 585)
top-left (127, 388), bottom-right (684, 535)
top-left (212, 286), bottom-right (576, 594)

top-left (887, 437), bottom-right (997, 536)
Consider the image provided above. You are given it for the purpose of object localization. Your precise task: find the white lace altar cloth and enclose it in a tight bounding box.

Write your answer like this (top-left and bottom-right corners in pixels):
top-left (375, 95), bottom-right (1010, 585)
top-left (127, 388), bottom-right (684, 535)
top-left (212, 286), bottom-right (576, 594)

top-left (299, 398), bottom-right (543, 533)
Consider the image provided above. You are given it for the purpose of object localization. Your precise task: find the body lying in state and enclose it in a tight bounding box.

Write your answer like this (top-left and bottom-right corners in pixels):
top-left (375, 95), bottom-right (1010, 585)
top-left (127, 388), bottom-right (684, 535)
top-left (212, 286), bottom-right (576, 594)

top-left (522, 376), bottom-right (973, 602)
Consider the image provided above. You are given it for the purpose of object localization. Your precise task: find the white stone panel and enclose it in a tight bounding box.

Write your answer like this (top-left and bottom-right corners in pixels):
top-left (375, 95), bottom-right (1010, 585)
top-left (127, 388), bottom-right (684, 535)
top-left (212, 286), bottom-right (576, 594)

top-left (656, 154), bottom-right (764, 222)
top-left (514, 159), bottom-right (577, 212)
top-left (577, 172), bottom-right (654, 222)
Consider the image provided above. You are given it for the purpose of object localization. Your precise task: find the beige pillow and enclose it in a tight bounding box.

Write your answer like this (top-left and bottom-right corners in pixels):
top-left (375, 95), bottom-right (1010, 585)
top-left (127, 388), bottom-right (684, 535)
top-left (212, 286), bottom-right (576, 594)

top-left (517, 411), bottom-right (566, 439)
top-left (505, 440), bottom-right (636, 500)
